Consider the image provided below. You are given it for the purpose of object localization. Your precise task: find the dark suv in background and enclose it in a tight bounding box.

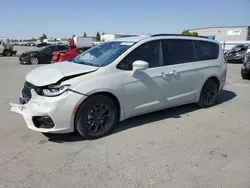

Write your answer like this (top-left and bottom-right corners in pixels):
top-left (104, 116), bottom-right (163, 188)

top-left (225, 44), bottom-right (250, 63)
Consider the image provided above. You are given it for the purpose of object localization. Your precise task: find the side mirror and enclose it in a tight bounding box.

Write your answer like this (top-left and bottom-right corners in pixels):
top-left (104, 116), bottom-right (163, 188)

top-left (131, 60), bottom-right (149, 76)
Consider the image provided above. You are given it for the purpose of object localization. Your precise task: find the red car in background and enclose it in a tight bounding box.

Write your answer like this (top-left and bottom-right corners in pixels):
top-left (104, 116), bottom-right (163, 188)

top-left (51, 46), bottom-right (92, 64)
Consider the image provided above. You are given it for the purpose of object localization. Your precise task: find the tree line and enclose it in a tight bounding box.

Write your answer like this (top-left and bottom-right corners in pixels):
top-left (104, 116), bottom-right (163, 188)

top-left (27, 30), bottom-right (198, 42)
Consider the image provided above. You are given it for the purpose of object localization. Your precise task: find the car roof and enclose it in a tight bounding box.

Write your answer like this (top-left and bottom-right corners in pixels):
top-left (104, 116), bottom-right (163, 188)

top-left (113, 35), bottom-right (150, 42)
top-left (112, 34), bottom-right (217, 44)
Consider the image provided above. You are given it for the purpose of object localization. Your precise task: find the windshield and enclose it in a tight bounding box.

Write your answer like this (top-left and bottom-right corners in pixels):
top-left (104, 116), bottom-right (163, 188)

top-left (231, 45), bottom-right (243, 51)
top-left (39, 45), bottom-right (53, 52)
top-left (39, 46), bottom-right (47, 50)
top-left (72, 41), bottom-right (134, 67)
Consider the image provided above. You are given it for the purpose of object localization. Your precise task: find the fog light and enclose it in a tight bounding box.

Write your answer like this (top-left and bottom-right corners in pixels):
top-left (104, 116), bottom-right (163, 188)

top-left (32, 116), bottom-right (55, 129)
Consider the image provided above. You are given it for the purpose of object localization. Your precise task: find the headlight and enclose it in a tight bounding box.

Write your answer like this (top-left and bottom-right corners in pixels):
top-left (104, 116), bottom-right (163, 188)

top-left (42, 84), bottom-right (70, 97)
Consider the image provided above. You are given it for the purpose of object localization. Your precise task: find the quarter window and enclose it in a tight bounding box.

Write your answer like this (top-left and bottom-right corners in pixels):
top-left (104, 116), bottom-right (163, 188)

top-left (118, 40), bottom-right (164, 70)
top-left (194, 41), bottom-right (219, 61)
top-left (162, 39), bottom-right (196, 65)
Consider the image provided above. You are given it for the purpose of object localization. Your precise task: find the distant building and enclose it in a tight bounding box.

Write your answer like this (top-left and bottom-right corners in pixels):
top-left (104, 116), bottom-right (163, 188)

top-left (189, 26), bottom-right (250, 41)
top-left (100, 33), bottom-right (138, 42)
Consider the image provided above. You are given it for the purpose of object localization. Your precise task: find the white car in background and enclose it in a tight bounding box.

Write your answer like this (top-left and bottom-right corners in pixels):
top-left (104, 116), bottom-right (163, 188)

top-left (0, 38), bottom-right (17, 56)
top-left (10, 34), bottom-right (227, 139)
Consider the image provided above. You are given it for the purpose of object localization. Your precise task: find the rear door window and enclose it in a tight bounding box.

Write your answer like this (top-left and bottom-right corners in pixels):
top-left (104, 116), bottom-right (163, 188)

top-left (42, 45), bottom-right (56, 53)
top-left (57, 45), bottom-right (68, 51)
top-left (194, 41), bottom-right (219, 61)
top-left (162, 39), bottom-right (196, 65)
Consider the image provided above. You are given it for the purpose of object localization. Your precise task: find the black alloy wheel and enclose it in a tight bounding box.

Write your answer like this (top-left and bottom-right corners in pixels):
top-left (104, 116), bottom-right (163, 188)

top-left (198, 79), bottom-right (218, 108)
top-left (75, 95), bottom-right (118, 139)
top-left (86, 104), bottom-right (113, 133)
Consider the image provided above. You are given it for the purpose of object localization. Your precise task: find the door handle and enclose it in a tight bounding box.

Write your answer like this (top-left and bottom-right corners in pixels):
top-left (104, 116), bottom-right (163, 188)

top-left (161, 70), bottom-right (178, 77)
top-left (161, 72), bottom-right (171, 77)
top-left (170, 70), bottom-right (178, 76)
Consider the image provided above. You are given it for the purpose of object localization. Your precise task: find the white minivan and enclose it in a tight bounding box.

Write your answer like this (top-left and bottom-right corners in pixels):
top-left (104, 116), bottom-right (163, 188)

top-left (10, 34), bottom-right (227, 139)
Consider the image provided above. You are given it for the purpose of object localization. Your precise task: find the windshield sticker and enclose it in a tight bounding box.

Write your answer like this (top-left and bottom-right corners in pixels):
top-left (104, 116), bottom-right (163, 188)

top-left (120, 42), bottom-right (134, 46)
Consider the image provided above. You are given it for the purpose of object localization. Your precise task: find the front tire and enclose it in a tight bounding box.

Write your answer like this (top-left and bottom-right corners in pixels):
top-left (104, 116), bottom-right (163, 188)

top-left (30, 57), bottom-right (39, 65)
top-left (75, 95), bottom-right (118, 139)
top-left (198, 79), bottom-right (218, 108)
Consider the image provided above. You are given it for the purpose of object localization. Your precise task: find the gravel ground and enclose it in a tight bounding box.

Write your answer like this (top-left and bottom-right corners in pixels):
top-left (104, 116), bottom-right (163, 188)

top-left (0, 50), bottom-right (249, 188)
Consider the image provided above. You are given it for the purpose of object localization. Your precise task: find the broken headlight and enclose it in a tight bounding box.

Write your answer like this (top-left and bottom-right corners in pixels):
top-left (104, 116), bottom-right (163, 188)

top-left (42, 84), bottom-right (70, 97)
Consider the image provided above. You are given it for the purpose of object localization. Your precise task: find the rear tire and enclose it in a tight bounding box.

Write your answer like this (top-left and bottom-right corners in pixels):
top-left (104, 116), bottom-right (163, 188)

top-left (3, 50), bottom-right (12, 56)
top-left (198, 79), bottom-right (218, 108)
top-left (75, 95), bottom-right (118, 139)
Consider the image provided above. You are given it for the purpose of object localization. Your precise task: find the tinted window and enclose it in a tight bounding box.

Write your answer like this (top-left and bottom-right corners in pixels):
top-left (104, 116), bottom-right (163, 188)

top-left (162, 39), bottom-right (196, 65)
top-left (77, 47), bottom-right (91, 53)
top-left (57, 45), bottom-right (68, 51)
top-left (194, 41), bottom-right (219, 61)
top-left (118, 40), bottom-right (164, 70)
top-left (40, 45), bottom-right (56, 53)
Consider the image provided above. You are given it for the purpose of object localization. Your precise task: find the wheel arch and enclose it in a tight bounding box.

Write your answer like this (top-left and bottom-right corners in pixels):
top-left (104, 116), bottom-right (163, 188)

top-left (207, 76), bottom-right (220, 90)
top-left (88, 91), bottom-right (121, 122)
top-left (74, 91), bottom-right (122, 129)
top-left (196, 75), bottom-right (220, 101)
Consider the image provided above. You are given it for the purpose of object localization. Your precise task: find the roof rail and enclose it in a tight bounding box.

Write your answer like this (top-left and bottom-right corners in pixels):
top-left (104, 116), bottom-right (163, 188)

top-left (151, 34), bottom-right (208, 39)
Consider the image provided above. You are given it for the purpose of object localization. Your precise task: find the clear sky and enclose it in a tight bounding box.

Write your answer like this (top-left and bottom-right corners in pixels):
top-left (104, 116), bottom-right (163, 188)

top-left (1, 0), bottom-right (249, 39)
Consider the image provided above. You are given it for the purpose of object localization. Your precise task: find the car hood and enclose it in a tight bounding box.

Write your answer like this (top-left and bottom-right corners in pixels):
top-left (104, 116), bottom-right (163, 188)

top-left (23, 50), bottom-right (38, 55)
top-left (26, 62), bottom-right (99, 86)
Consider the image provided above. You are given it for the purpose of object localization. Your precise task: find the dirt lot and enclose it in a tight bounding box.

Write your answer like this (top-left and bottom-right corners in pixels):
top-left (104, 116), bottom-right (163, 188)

top-left (0, 48), bottom-right (249, 188)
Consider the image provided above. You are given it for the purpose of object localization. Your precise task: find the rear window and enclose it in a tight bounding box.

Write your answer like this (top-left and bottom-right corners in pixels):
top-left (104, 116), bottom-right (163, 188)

top-left (194, 41), bottom-right (219, 61)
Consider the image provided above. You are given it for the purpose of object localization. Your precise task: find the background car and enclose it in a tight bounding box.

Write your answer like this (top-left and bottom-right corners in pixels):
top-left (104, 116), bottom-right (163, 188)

top-left (224, 44), bottom-right (250, 63)
top-left (0, 38), bottom-right (17, 56)
top-left (36, 42), bottom-right (50, 47)
top-left (241, 50), bottom-right (250, 79)
top-left (51, 46), bottom-right (92, 63)
top-left (19, 44), bottom-right (70, 64)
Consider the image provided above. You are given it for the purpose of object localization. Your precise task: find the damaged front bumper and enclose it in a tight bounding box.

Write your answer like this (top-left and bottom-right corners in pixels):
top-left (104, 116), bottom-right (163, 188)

top-left (10, 89), bottom-right (85, 134)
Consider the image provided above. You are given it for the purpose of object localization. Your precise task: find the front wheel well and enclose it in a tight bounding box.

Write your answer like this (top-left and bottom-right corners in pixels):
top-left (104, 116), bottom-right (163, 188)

top-left (76, 91), bottom-right (121, 123)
